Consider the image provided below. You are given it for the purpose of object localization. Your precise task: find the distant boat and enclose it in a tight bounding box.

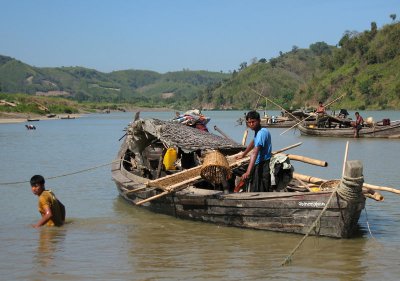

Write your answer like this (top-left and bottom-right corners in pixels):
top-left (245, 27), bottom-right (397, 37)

top-left (298, 119), bottom-right (400, 138)
top-left (27, 118), bottom-right (40, 122)
top-left (47, 114), bottom-right (57, 118)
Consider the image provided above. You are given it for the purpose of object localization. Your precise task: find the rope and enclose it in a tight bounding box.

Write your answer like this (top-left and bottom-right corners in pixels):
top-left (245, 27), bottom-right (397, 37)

top-left (0, 159), bottom-right (120, 186)
top-left (281, 189), bottom-right (338, 266)
top-left (337, 175), bottom-right (364, 201)
top-left (364, 206), bottom-right (377, 241)
top-left (281, 174), bottom-right (365, 266)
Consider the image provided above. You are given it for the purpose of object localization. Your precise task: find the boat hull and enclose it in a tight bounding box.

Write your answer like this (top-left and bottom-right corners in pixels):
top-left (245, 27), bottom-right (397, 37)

top-left (298, 122), bottom-right (400, 138)
top-left (112, 148), bottom-right (365, 238)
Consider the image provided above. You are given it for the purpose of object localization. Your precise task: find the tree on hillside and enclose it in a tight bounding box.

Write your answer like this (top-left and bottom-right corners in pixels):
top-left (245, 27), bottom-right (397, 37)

top-left (309, 41), bottom-right (331, 55)
top-left (390, 14), bottom-right (396, 22)
top-left (239, 62), bottom-right (247, 71)
top-left (370, 22), bottom-right (377, 36)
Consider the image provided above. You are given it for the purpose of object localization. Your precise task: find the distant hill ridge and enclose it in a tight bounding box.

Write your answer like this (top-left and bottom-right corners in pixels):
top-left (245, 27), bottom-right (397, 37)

top-left (1, 21), bottom-right (399, 110)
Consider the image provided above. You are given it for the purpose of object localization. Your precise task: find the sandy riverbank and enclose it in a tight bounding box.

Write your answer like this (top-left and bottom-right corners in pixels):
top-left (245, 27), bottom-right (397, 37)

top-left (0, 112), bottom-right (83, 124)
top-left (0, 107), bottom-right (175, 124)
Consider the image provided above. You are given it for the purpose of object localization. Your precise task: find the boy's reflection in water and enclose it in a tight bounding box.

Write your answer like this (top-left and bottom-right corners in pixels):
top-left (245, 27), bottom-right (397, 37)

top-left (34, 227), bottom-right (66, 268)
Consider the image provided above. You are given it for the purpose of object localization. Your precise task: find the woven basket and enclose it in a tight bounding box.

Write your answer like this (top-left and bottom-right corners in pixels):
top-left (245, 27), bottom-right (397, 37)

top-left (200, 150), bottom-right (231, 184)
top-left (319, 179), bottom-right (340, 191)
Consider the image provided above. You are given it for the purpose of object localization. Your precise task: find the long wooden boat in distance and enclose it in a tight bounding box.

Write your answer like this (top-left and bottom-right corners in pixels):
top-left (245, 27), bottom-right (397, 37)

top-left (298, 120), bottom-right (400, 138)
top-left (112, 117), bottom-right (366, 238)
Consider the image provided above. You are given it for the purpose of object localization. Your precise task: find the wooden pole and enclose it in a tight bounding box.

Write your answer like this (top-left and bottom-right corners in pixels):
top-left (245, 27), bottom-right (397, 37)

top-left (135, 190), bottom-right (171, 205)
top-left (342, 141), bottom-right (349, 176)
top-left (242, 129), bottom-right (248, 146)
top-left (248, 87), bottom-right (301, 122)
top-left (294, 171), bottom-right (400, 195)
top-left (285, 154), bottom-right (328, 167)
top-left (213, 125), bottom-right (236, 142)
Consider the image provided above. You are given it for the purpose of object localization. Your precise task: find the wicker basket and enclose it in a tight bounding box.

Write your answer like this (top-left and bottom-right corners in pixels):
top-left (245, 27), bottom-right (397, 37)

top-left (319, 179), bottom-right (340, 191)
top-left (200, 150), bottom-right (231, 184)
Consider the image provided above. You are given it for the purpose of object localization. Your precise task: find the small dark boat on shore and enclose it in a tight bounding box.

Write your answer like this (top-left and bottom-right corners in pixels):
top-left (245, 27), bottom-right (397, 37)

top-left (112, 117), bottom-right (366, 238)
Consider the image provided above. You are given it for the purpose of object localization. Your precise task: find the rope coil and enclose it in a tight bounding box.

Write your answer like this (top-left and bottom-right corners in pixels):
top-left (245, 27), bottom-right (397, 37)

top-left (337, 175), bottom-right (364, 201)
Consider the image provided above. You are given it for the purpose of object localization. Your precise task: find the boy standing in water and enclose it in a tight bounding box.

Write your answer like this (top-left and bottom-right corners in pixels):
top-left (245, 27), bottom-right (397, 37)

top-left (30, 175), bottom-right (65, 228)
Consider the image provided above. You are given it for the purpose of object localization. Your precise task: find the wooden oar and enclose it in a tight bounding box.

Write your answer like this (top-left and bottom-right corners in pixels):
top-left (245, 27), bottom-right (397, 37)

top-left (280, 93), bottom-right (346, 135)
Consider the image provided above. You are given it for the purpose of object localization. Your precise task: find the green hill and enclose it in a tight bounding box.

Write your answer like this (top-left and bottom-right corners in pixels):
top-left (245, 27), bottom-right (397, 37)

top-left (0, 56), bottom-right (229, 110)
top-left (198, 46), bottom-right (329, 110)
top-left (296, 21), bottom-right (400, 110)
top-left (195, 21), bottom-right (400, 111)
top-left (1, 21), bottom-right (399, 111)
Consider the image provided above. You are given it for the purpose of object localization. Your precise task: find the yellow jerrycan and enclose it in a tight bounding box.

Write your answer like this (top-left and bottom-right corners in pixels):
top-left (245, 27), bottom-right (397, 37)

top-left (163, 148), bottom-right (177, 170)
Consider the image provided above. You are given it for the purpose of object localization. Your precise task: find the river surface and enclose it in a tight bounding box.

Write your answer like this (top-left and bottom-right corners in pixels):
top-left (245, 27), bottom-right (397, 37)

top-left (1, 110), bottom-right (400, 280)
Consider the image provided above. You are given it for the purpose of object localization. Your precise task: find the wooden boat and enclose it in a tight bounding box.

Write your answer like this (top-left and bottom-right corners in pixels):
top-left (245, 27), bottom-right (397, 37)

top-left (112, 117), bottom-right (366, 238)
top-left (298, 120), bottom-right (400, 138)
top-left (260, 111), bottom-right (317, 128)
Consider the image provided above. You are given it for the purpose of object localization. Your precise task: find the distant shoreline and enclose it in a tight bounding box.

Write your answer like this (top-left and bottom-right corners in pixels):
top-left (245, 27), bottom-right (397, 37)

top-left (0, 107), bottom-right (175, 124)
top-left (0, 113), bottom-right (83, 124)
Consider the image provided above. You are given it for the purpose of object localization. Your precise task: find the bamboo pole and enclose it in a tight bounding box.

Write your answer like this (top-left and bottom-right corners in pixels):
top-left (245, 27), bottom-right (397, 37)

top-left (248, 86), bottom-right (302, 122)
top-left (280, 93), bottom-right (346, 135)
top-left (294, 172), bottom-right (399, 196)
top-left (342, 141), bottom-right (349, 176)
top-left (126, 186), bottom-right (149, 194)
top-left (285, 154), bottom-right (328, 167)
top-left (242, 129), bottom-right (248, 146)
top-left (363, 183), bottom-right (400, 195)
top-left (293, 172), bottom-right (326, 185)
top-left (362, 187), bottom-right (384, 201)
top-left (135, 190), bottom-right (170, 205)
top-left (214, 125), bottom-right (236, 142)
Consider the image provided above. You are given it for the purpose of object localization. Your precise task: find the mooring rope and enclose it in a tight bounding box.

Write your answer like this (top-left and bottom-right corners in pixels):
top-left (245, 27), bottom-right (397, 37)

top-left (364, 206), bottom-right (377, 241)
top-left (281, 188), bottom-right (338, 266)
top-left (0, 159), bottom-right (120, 186)
top-left (281, 174), bottom-right (364, 266)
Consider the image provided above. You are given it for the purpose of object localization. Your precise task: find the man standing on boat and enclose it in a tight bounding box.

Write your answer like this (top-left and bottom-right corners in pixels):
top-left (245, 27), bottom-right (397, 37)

top-left (236, 111), bottom-right (272, 192)
top-left (316, 101), bottom-right (326, 128)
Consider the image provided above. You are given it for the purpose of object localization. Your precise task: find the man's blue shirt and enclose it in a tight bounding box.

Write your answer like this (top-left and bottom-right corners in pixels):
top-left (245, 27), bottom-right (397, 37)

top-left (254, 128), bottom-right (272, 164)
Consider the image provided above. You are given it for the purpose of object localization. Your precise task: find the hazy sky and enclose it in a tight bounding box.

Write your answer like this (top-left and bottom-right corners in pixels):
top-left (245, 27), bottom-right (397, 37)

top-left (1, 0), bottom-right (398, 73)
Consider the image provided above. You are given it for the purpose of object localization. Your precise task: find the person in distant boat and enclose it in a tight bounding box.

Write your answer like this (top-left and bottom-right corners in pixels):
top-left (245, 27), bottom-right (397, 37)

top-left (316, 101), bottom-right (326, 127)
top-left (30, 175), bottom-right (65, 228)
top-left (236, 111), bottom-right (272, 192)
top-left (316, 101), bottom-right (326, 114)
top-left (352, 112), bottom-right (364, 138)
